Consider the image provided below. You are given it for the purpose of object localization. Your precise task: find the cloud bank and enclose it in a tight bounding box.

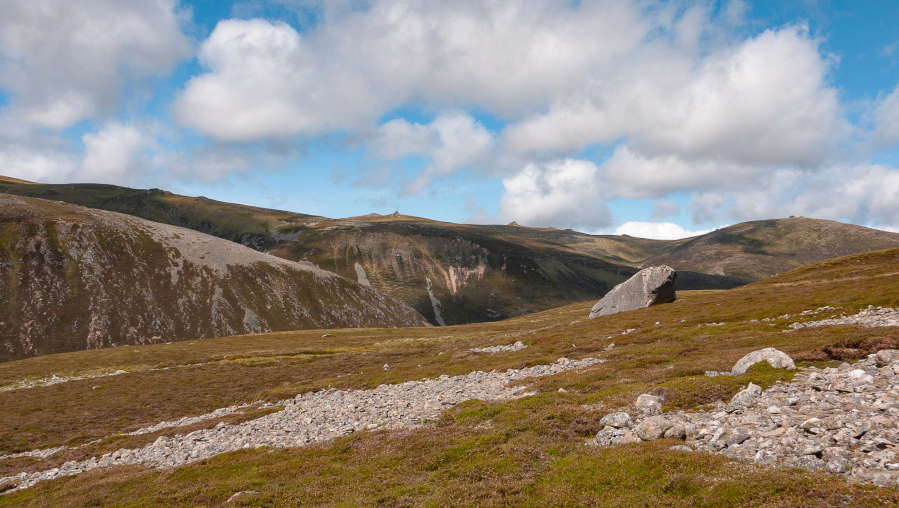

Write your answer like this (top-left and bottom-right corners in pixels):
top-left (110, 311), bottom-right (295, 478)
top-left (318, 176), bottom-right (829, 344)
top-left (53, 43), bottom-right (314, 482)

top-left (0, 0), bottom-right (897, 234)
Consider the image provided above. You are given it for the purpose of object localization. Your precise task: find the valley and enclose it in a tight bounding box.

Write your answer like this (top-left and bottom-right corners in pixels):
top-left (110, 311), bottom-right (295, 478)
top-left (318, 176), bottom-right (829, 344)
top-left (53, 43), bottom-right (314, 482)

top-left (0, 248), bottom-right (898, 505)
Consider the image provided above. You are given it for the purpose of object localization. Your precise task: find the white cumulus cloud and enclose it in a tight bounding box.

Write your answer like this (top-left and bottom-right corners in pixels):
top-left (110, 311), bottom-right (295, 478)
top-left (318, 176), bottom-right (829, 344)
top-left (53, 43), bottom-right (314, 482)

top-left (372, 112), bottom-right (496, 193)
top-left (614, 221), bottom-right (719, 240)
top-left (77, 122), bottom-right (157, 184)
top-left (498, 159), bottom-right (611, 230)
top-left (0, 0), bottom-right (191, 130)
top-left (503, 26), bottom-right (844, 168)
top-left (175, 1), bottom-right (652, 141)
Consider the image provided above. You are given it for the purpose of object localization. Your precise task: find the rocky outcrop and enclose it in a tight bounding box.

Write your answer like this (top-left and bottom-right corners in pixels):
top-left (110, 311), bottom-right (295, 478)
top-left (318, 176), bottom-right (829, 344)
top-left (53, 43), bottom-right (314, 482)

top-left (590, 351), bottom-right (899, 487)
top-left (789, 306), bottom-right (899, 331)
top-left (589, 266), bottom-right (677, 318)
top-left (732, 348), bottom-right (796, 375)
top-left (0, 195), bottom-right (429, 362)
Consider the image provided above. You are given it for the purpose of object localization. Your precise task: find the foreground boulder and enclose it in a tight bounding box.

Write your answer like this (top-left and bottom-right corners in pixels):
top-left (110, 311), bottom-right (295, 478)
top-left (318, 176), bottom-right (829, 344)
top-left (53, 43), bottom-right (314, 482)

top-left (731, 348), bottom-right (796, 375)
top-left (589, 266), bottom-right (677, 318)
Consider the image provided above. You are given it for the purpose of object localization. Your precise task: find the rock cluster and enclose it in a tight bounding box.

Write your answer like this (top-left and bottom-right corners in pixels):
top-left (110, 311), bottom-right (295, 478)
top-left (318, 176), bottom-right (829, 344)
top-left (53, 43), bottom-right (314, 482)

top-left (0, 357), bottom-right (602, 493)
top-left (470, 341), bottom-right (528, 354)
top-left (591, 350), bottom-right (899, 487)
top-left (589, 266), bottom-right (677, 319)
top-left (790, 306), bottom-right (899, 330)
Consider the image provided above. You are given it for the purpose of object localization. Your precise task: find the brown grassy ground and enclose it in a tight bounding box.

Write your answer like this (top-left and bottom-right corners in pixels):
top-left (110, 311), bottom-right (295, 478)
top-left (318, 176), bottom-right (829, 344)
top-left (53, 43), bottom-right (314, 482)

top-left (1, 249), bottom-right (899, 506)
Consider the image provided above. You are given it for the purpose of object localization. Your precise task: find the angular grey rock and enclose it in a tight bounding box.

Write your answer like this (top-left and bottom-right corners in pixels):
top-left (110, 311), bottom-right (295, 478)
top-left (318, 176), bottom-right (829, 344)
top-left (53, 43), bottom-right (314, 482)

top-left (592, 427), bottom-right (618, 447)
top-left (588, 266), bottom-right (677, 318)
top-left (612, 431), bottom-right (642, 445)
top-left (827, 458), bottom-right (849, 474)
top-left (669, 445), bottom-right (693, 452)
top-left (663, 423), bottom-right (686, 440)
top-left (635, 394), bottom-right (663, 415)
top-left (599, 412), bottom-right (632, 429)
top-left (636, 416), bottom-right (674, 441)
top-left (724, 427), bottom-right (751, 446)
top-left (876, 349), bottom-right (899, 367)
top-left (731, 348), bottom-right (795, 375)
top-left (730, 382), bottom-right (762, 407)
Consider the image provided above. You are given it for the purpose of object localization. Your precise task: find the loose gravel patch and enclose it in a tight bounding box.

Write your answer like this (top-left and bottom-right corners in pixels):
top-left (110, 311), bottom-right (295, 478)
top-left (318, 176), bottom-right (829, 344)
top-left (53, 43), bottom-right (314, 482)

top-left (0, 357), bottom-right (602, 493)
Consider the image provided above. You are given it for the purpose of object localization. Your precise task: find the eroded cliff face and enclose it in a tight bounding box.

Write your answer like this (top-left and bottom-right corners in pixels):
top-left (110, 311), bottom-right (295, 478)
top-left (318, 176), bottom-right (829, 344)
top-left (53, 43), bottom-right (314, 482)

top-left (269, 222), bottom-right (634, 326)
top-left (0, 196), bottom-right (429, 362)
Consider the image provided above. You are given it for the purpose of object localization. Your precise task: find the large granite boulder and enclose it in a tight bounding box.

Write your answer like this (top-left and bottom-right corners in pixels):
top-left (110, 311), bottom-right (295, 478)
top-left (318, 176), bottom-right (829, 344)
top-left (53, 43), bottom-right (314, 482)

top-left (589, 266), bottom-right (677, 319)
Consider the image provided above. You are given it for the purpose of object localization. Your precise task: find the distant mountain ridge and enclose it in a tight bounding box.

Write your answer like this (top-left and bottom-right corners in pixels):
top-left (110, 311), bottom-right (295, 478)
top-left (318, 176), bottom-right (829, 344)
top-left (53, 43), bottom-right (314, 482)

top-left (638, 218), bottom-right (899, 281)
top-left (0, 194), bottom-right (429, 362)
top-left (5, 176), bottom-right (899, 327)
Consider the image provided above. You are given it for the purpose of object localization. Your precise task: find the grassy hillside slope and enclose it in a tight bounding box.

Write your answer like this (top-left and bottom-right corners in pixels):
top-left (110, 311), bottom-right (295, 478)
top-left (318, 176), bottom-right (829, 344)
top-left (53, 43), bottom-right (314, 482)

top-left (0, 195), bottom-right (428, 362)
top-left (1, 248), bottom-right (897, 506)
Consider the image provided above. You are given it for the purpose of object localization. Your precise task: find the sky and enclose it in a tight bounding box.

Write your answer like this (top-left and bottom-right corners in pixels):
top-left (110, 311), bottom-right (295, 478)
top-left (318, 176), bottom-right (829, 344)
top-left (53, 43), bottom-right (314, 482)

top-left (1, 0), bottom-right (899, 239)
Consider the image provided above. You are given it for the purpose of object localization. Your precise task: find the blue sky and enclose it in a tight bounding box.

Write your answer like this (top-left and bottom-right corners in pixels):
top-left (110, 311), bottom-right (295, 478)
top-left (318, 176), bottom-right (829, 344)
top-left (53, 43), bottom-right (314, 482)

top-left (1, 0), bottom-right (899, 239)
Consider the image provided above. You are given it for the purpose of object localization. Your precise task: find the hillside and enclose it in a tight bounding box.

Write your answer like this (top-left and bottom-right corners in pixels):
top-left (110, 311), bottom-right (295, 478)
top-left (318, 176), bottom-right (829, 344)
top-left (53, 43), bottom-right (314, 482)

top-left (484, 223), bottom-right (685, 264)
top-left (267, 214), bottom-right (743, 325)
top-left (0, 176), bottom-right (319, 251)
top-left (0, 178), bottom-right (743, 326)
top-left (1, 248), bottom-right (898, 505)
top-left (0, 195), bottom-right (428, 362)
top-left (640, 218), bottom-right (899, 281)
top-left (6, 178), bottom-right (899, 324)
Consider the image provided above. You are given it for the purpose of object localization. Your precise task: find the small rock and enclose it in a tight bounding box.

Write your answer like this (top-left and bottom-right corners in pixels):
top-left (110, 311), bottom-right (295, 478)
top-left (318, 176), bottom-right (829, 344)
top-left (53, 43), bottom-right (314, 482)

top-left (724, 427), bottom-right (752, 446)
top-left (876, 349), bottom-right (899, 367)
top-left (669, 445), bottom-right (693, 452)
top-left (731, 348), bottom-right (795, 375)
top-left (636, 416), bottom-right (674, 441)
top-left (612, 431), bottom-right (642, 445)
top-left (827, 458), bottom-right (849, 473)
top-left (730, 383), bottom-right (762, 407)
top-left (635, 394), bottom-right (663, 415)
top-left (663, 423), bottom-right (686, 440)
top-left (796, 444), bottom-right (825, 457)
top-left (599, 412), bottom-right (632, 429)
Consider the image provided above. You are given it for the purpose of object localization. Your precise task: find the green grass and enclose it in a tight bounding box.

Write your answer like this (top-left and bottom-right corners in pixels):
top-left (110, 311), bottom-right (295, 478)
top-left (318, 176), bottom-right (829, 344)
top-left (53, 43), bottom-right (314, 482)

top-left (1, 248), bottom-right (899, 506)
